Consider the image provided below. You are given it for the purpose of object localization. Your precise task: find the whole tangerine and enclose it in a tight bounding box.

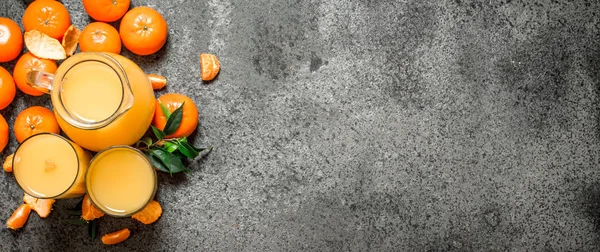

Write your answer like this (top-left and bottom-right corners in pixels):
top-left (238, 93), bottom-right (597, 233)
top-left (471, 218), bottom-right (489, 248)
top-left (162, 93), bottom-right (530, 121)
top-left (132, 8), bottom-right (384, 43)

top-left (79, 22), bottom-right (122, 54)
top-left (119, 6), bottom-right (168, 56)
top-left (22, 0), bottom-right (71, 40)
top-left (82, 0), bottom-right (130, 23)
top-left (0, 114), bottom-right (8, 153)
top-left (0, 66), bottom-right (16, 110)
top-left (152, 93), bottom-right (198, 138)
top-left (0, 17), bottom-right (23, 62)
top-left (14, 106), bottom-right (60, 143)
top-left (13, 52), bottom-right (57, 96)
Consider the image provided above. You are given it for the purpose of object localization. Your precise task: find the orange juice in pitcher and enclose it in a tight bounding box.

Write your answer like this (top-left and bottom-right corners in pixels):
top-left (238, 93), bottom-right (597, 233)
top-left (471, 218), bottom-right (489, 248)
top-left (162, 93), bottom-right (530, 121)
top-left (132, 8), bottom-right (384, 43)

top-left (27, 52), bottom-right (155, 152)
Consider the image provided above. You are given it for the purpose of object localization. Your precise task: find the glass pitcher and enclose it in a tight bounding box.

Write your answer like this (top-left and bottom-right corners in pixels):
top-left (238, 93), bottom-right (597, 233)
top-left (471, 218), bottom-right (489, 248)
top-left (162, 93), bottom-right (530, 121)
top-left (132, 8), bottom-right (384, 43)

top-left (27, 52), bottom-right (156, 152)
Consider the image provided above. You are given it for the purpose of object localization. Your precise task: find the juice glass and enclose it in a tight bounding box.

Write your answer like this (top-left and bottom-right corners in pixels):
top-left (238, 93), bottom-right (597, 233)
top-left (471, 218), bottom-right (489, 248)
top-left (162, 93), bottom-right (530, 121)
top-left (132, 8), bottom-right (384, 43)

top-left (27, 52), bottom-right (155, 152)
top-left (86, 146), bottom-right (157, 217)
top-left (13, 133), bottom-right (92, 199)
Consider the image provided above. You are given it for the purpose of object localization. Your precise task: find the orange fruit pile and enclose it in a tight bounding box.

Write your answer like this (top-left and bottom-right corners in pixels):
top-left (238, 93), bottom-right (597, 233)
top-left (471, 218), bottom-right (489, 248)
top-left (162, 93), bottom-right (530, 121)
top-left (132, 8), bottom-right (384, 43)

top-left (0, 1), bottom-right (173, 154)
top-left (0, 0), bottom-right (218, 245)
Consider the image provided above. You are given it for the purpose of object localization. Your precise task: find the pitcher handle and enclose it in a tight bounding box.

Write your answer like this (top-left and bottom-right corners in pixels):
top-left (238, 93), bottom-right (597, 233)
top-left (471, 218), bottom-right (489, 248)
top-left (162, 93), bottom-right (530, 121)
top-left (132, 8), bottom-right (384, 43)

top-left (26, 71), bottom-right (54, 94)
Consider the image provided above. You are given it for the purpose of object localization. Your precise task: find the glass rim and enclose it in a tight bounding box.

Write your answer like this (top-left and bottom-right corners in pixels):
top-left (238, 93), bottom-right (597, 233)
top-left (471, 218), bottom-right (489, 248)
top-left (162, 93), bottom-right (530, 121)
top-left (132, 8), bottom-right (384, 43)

top-left (12, 133), bottom-right (80, 199)
top-left (85, 145), bottom-right (158, 217)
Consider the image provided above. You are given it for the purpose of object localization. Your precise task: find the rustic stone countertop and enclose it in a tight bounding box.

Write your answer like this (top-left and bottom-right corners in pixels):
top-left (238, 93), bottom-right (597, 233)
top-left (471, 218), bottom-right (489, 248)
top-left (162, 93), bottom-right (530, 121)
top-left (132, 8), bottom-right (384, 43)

top-left (2, 0), bottom-right (600, 251)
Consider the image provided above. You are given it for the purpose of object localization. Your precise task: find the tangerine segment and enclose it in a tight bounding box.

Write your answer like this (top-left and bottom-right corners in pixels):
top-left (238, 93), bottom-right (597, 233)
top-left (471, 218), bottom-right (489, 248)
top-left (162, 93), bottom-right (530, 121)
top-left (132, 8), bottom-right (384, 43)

top-left (101, 228), bottom-right (130, 245)
top-left (82, 0), bottom-right (130, 23)
top-left (14, 106), bottom-right (61, 143)
top-left (119, 6), bottom-right (168, 56)
top-left (13, 52), bottom-right (57, 96)
top-left (81, 194), bottom-right (104, 221)
top-left (0, 17), bottom-right (23, 62)
top-left (131, 200), bottom-right (162, 224)
top-left (152, 93), bottom-right (199, 138)
top-left (0, 66), bottom-right (16, 110)
top-left (23, 193), bottom-right (55, 218)
top-left (6, 204), bottom-right (31, 230)
top-left (0, 114), bottom-right (8, 153)
top-left (200, 54), bottom-right (220, 81)
top-left (3, 154), bottom-right (13, 172)
top-left (22, 0), bottom-right (71, 40)
top-left (147, 74), bottom-right (166, 90)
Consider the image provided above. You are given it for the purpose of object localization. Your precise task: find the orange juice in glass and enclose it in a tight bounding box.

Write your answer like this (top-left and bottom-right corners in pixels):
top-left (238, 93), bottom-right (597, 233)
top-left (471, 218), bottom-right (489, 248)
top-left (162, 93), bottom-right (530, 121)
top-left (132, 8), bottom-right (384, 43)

top-left (86, 146), bottom-right (157, 217)
top-left (27, 52), bottom-right (155, 152)
top-left (13, 133), bottom-right (92, 199)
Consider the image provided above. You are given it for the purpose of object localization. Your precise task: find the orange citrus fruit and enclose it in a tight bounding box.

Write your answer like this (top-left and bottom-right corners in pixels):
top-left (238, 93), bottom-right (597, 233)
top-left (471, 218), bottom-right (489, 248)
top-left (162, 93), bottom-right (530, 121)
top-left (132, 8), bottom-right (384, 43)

top-left (0, 66), bottom-right (16, 110)
top-left (119, 6), bottom-right (168, 56)
top-left (82, 0), bottom-right (130, 23)
top-left (79, 22), bottom-right (122, 54)
top-left (152, 93), bottom-right (198, 138)
top-left (6, 204), bottom-right (31, 230)
top-left (13, 52), bottom-right (57, 96)
top-left (0, 17), bottom-right (23, 62)
top-left (14, 106), bottom-right (60, 143)
top-left (0, 114), bottom-right (8, 153)
top-left (131, 200), bottom-right (162, 224)
top-left (101, 228), bottom-right (130, 245)
top-left (22, 0), bottom-right (71, 40)
top-left (81, 194), bottom-right (104, 221)
top-left (23, 193), bottom-right (55, 218)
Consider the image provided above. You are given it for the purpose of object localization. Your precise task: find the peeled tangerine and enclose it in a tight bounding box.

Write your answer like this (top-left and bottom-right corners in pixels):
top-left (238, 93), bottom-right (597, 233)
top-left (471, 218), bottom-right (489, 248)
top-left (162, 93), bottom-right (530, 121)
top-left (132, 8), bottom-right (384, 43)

top-left (3, 153), bottom-right (13, 172)
top-left (200, 53), bottom-right (220, 81)
top-left (23, 193), bottom-right (55, 218)
top-left (131, 200), bottom-right (162, 224)
top-left (102, 228), bottom-right (131, 245)
top-left (6, 204), bottom-right (31, 230)
top-left (24, 30), bottom-right (66, 60)
top-left (6, 193), bottom-right (56, 230)
top-left (81, 194), bottom-right (104, 221)
top-left (147, 74), bottom-right (167, 90)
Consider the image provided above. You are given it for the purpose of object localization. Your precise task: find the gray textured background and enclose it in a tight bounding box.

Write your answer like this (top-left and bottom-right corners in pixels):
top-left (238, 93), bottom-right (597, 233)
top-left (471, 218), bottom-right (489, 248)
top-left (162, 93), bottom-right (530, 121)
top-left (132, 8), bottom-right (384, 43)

top-left (1, 0), bottom-right (600, 251)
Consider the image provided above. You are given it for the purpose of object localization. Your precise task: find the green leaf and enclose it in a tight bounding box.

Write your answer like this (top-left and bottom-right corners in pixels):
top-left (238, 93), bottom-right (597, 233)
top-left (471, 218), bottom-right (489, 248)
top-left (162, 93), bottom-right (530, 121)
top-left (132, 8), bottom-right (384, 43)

top-left (150, 148), bottom-right (188, 174)
top-left (198, 146), bottom-right (213, 155)
top-left (136, 137), bottom-right (153, 148)
top-left (177, 141), bottom-right (199, 158)
top-left (145, 153), bottom-right (169, 173)
top-left (151, 125), bottom-right (166, 140)
top-left (172, 150), bottom-right (187, 159)
top-left (64, 209), bottom-right (82, 216)
top-left (63, 219), bottom-right (87, 226)
top-left (182, 138), bottom-right (208, 152)
top-left (160, 102), bottom-right (172, 119)
top-left (66, 196), bottom-right (84, 212)
top-left (88, 220), bottom-right (97, 240)
top-left (163, 102), bottom-right (184, 135)
top-left (164, 141), bottom-right (178, 153)
top-left (141, 137), bottom-right (153, 147)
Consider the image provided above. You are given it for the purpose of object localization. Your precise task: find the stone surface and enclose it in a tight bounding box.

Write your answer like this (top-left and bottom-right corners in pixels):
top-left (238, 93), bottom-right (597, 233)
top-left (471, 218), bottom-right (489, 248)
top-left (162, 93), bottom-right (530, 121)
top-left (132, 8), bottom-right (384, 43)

top-left (1, 0), bottom-right (600, 251)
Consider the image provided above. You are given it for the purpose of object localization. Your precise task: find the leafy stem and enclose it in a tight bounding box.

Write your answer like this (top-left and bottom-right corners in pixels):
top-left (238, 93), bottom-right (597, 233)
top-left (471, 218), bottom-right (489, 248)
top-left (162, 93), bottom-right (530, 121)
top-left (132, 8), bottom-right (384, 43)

top-left (136, 102), bottom-right (211, 175)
